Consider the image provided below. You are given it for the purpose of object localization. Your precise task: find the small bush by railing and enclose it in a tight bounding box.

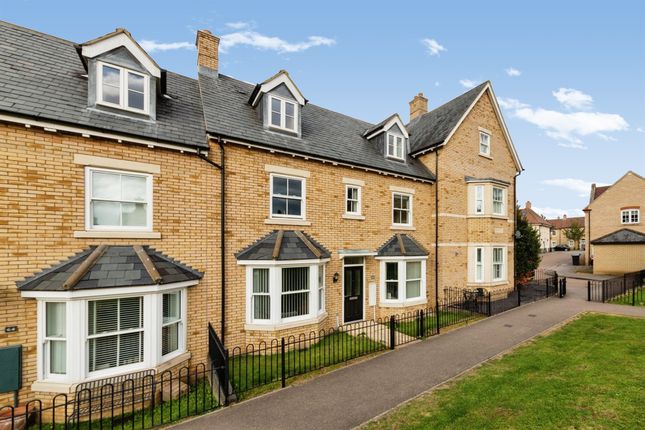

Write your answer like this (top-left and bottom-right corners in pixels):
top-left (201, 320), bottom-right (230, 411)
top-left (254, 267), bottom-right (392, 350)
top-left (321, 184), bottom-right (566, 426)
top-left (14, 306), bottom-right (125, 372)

top-left (0, 364), bottom-right (222, 430)
top-left (588, 270), bottom-right (645, 305)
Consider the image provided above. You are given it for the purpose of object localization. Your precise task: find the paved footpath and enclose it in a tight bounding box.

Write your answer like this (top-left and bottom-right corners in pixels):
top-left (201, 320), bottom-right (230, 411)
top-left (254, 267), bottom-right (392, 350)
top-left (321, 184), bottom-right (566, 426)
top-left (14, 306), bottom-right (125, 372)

top-left (174, 279), bottom-right (645, 430)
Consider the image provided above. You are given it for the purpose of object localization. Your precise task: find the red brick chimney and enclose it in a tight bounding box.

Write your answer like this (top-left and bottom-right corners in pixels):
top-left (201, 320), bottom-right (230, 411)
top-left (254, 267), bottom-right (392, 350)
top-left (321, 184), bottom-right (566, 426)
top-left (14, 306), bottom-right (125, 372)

top-left (195, 30), bottom-right (220, 72)
top-left (409, 93), bottom-right (428, 121)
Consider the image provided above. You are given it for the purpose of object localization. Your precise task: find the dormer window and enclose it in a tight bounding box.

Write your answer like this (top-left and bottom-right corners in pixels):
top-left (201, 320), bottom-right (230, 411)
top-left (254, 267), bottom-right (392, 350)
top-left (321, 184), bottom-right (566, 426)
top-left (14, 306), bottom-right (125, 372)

top-left (97, 62), bottom-right (149, 114)
top-left (270, 96), bottom-right (297, 132)
top-left (387, 133), bottom-right (405, 160)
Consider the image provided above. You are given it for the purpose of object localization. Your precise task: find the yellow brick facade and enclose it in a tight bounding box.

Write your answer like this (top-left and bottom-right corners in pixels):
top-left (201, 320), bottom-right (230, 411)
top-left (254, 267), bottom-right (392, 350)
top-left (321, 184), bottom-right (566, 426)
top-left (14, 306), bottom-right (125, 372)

top-left (417, 90), bottom-right (518, 294)
top-left (0, 123), bottom-right (220, 404)
top-left (584, 171), bottom-right (645, 274)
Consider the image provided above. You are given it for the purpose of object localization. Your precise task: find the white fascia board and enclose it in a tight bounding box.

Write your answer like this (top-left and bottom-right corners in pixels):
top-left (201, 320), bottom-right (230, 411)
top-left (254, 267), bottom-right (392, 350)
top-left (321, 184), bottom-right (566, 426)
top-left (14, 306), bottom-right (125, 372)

top-left (375, 256), bottom-right (429, 261)
top-left (364, 115), bottom-right (409, 140)
top-left (236, 258), bottom-right (330, 266)
top-left (82, 33), bottom-right (161, 78)
top-left (20, 280), bottom-right (198, 300)
top-left (250, 73), bottom-right (306, 107)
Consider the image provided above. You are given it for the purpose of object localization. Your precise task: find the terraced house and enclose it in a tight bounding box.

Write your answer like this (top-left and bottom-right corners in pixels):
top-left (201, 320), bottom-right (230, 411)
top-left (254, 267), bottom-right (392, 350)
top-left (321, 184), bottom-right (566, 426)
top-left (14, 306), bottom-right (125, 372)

top-left (0, 21), bottom-right (522, 403)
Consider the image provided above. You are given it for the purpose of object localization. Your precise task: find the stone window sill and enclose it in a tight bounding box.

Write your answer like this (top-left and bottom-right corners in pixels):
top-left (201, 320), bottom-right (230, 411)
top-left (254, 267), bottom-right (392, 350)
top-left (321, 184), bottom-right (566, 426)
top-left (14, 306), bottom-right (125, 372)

top-left (390, 225), bottom-right (416, 231)
top-left (74, 231), bottom-right (161, 239)
top-left (379, 298), bottom-right (427, 308)
top-left (264, 218), bottom-right (312, 226)
top-left (342, 214), bottom-right (366, 220)
top-left (245, 312), bottom-right (328, 331)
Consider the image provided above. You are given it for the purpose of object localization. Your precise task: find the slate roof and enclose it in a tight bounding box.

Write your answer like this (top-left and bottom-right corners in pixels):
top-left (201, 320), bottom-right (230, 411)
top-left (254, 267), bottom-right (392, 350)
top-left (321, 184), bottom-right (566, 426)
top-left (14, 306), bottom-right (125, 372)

top-left (198, 73), bottom-right (435, 181)
top-left (235, 230), bottom-right (331, 261)
top-left (407, 82), bottom-right (487, 155)
top-left (591, 228), bottom-right (645, 245)
top-left (547, 217), bottom-right (585, 230)
top-left (521, 207), bottom-right (552, 227)
top-left (377, 234), bottom-right (428, 257)
top-left (17, 245), bottom-right (202, 291)
top-left (0, 21), bottom-right (207, 149)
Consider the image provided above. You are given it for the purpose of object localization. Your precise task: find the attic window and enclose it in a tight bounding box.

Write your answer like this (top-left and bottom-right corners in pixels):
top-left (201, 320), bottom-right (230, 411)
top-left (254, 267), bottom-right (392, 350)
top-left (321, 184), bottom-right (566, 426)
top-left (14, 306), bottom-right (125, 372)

top-left (97, 62), bottom-right (149, 114)
top-left (386, 133), bottom-right (404, 160)
top-left (269, 95), bottom-right (297, 132)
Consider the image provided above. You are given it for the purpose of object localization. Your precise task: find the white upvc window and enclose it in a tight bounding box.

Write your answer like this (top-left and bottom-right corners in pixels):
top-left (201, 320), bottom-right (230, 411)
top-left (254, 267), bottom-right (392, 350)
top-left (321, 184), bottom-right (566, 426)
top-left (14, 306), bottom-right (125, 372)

top-left (492, 247), bottom-right (505, 281)
top-left (345, 185), bottom-right (362, 216)
top-left (479, 131), bottom-right (491, 156)
top-left (392, 192), bottom-right (412, 226)
top-left (379, 258), bottom-right (427, 305)
top-left (44, 302), bottom-right (66, 378)
top-left (475, 186), bottom-right (484, 214)
top-left (475, 248), bottom-right (484, 282)
top-left (244, 262), bottom-right (328, 327)
top-left (86, 167), bottom-right (153, 231)
top-left (492, 187), bottom-right (505, 215)
top-left (97, 62), bottom-right (149, 114)
top-left (269, 95), bottom-right (297, 132)
top-left (621, 209), bottom-right (640, 224)
top-left (318, 264), bottom-right (325, 312)
top-left (162, 291), bottom-right (183, 356)
top-left (34, 287), bottom-right (190, 385)
top-left (386, 133), bottom-right (405, 160)
top-left (270, 174), bottom-right (305, 219)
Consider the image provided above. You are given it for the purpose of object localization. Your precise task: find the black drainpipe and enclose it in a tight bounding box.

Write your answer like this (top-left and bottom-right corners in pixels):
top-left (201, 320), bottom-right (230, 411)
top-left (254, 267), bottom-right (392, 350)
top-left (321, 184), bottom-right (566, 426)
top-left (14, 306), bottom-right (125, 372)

top-left (434, 148), bottom-right (440, 332)
top-left (198, 137), bottom-right (226, 345)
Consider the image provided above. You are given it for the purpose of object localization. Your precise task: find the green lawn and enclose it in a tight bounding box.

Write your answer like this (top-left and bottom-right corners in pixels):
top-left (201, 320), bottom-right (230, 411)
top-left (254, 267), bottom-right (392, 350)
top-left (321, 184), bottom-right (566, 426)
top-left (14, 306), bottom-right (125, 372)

top-left (608, 286), bottom-right (645, 306)
top-left (394, 309), bottom-right (482, 338)
top-left (229, 331), bottom-right (384, 395)
top-left (366, 314), bottom-right (645, 430)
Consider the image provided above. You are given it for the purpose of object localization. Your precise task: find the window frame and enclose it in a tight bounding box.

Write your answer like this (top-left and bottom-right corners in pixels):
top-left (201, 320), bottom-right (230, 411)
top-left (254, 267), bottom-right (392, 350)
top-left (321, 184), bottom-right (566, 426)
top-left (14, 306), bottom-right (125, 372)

top-left (392, 192), bottom-right (413, 227)
top-left (85, 167), bottom-right (153, 232)
top-left (492, 186), bottom-right (505, 216)
top-left (386, 132), bottom-right (405, 160)
top-left (378, 258), bottom-right (427, 306)
top-left (268, 95), bottom-right (298, 132)
top-left (251, 268), bottom-right (271, 322)
top-left (620, 209), bottom-right (640, 225)
top-left (475, 185), bottom-right (484, 214)
top-left (34, 286), bottom-right (190, 385)
top-left (475, 247), bottom-right (484, 282)
top-left (244, 261), bottom-right (328, 327)
top-left (161, 290), bottom-right (184, 358)
top-left (43, 302), bottom-right (67, 380)
top-left (492, 247), bottom-right (505, 282)
top-left (479, 131), bottom-right (491, 157)
top-left (345, 185), bottom-right (362, 216)
top-left (318, 264), bottom-right (325, 313)
top-left (269, 173), bottom-right (306, 220)
top-left (96, 61), bottom-right (150, 114)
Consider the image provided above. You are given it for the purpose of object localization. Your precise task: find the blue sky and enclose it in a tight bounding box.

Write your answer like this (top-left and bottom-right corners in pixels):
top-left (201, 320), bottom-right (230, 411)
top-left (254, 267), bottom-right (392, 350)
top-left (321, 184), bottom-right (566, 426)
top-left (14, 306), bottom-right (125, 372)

top-left (6, 0), bottom-right (644, 217)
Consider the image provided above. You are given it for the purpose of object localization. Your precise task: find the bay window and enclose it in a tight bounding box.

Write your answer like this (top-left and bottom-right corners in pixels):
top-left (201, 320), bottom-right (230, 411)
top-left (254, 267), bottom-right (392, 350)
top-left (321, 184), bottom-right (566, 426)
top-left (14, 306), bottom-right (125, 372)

top-left (86, 167), bottom-right (152, 231)
top-left (379, 258), bottom-right (427, 305)
top-left (475, 186), bottom-right (484, 214)
top-left (469, 246), bottom-right (507, 284)
top-left (492, 187), bottom-right (504, 215)
top-left (493, 247), bottom-right (505, 281)
top-left (33, 287), bottom-right (189, 384)
top-left (475, 248), bottom-right (484, 282)
top-left (244, 262), bottom-right (328, 328)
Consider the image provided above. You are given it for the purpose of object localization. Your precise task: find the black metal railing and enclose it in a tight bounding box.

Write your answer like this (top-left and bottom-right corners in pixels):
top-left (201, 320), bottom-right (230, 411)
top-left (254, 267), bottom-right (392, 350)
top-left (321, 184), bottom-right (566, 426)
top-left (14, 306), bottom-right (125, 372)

top-left (0, 364), bottom-right (223, 430)
top-left (587, 270), bottom-right (645, 305)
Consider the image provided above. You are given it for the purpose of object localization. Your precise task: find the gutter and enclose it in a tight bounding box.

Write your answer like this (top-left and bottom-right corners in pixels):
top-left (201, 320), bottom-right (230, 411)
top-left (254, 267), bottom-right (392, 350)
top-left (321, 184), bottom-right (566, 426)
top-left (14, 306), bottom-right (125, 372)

top-left (197, 137), bottom-right (227, 345)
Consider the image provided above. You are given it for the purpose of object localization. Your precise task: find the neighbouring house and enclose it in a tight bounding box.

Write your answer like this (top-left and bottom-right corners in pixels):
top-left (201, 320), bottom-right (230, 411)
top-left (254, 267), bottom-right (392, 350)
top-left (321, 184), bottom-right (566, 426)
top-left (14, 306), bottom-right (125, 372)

top-left (0, 21), bottom-right (522, 404)
top-left (584, 171), bottom-right (645, 274)
top-left (520, 201), bottom-right (552, 252)
top-left (547, 215), bottom-right (585, 250)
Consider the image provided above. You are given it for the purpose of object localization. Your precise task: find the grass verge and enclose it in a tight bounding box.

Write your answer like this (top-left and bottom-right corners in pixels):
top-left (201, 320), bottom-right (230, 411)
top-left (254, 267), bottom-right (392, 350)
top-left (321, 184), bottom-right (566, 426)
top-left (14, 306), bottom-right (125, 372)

top-left (365, 314), bottom-right (645, 430)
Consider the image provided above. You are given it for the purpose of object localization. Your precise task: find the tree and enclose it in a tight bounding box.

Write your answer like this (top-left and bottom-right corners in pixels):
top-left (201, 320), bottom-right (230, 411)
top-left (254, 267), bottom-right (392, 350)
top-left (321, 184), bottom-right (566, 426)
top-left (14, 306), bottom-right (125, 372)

top-left (515, 207), bottom-right (541, 286)
top-left (565, 221), bottom-right (585, 250)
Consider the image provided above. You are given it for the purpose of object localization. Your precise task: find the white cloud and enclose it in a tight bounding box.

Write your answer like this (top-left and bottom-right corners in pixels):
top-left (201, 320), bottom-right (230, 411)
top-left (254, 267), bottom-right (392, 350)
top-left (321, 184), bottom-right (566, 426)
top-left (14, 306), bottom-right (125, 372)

top-left (421, 38), bottom-right (446, 56)
top-left (514, 106), bottom-right (628, 146)
top-left (459, 79), bottom-right (477, 89)
top-left (435, 81), bottom-right (440, 87)
top-left (219, 31), bottom-right (335, 53)
top-left (542, 178), bottom-right (594, 197)
top-left (552, 88), bottom-right (593, 110)
top-left (139, 40), bottom-right (194, 53)
top-left (505, 67), bottom-right (521, 77)
top-left (225, 21), bottom-right (252, 30)
top-left (636, 127), bottom-right (645, 133)
top-left (497, 97), bottom-right (529, 110)
top-left (532, 206), bottom-right (585, 219)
